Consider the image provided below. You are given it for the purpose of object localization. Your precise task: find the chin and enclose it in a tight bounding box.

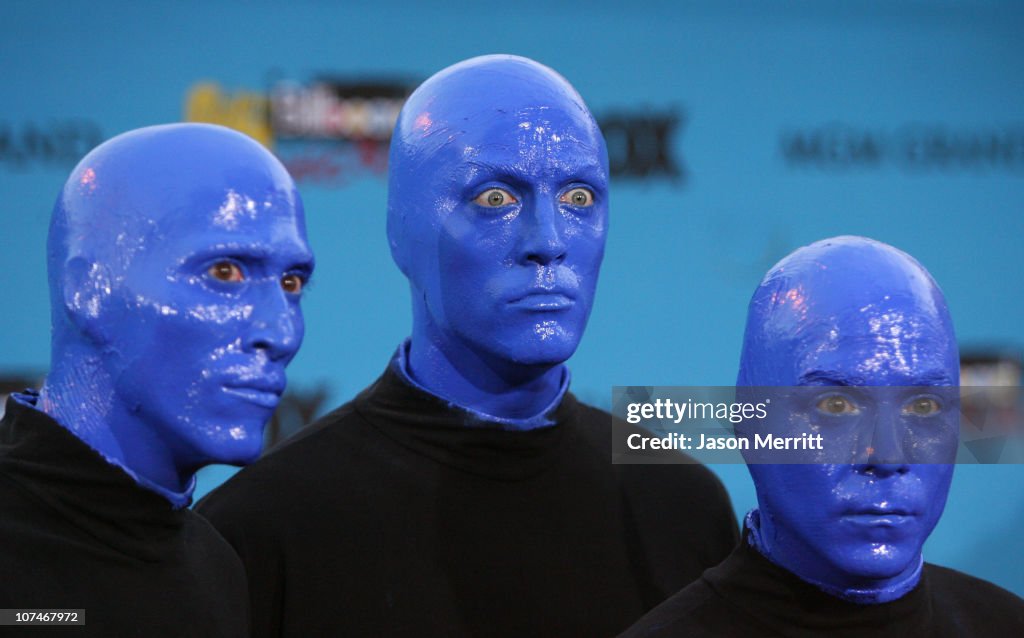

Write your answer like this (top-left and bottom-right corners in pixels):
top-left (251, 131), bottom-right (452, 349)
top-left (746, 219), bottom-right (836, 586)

top-left (497, 330), bottom-right (581, 368)
top-left (193, 425), bottom-right (266, 467)
top-left (833, 543), bottom-right (921, 581)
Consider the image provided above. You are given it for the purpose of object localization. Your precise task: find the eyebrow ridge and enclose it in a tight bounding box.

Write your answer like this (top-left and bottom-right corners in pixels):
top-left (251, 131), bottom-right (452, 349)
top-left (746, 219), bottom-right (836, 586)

top-left (798, 369), bottom-right (956, 386)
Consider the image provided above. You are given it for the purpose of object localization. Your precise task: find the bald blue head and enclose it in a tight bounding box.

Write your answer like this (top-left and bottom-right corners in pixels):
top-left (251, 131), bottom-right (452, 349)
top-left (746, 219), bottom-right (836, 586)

top-left (386, 55), bottom-right (609, 420)
top-left (736, 236), bottom-right (959, 603)
top-left (42, 123), bottom-right (314, 504)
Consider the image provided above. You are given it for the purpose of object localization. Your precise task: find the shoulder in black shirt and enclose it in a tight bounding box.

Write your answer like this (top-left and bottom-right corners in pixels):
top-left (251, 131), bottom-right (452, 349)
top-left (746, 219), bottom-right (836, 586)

top-left (199, 362), bottom-right (739, 637)
top-left (0, 392), bottom-right (249, 637)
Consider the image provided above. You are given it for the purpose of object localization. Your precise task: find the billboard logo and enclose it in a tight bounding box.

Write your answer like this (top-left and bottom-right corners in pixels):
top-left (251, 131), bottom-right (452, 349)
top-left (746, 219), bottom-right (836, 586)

top-left (185, 79), bottom-right (687, 187)
top-left (0, 120), bottom-right (104, 170)
top-left (602, 110), bottom-right (686, 181)
top-left (270, 81), bottom-right (406, 142)
top-left (185, 78), bottom-right (411, 186)
top-left (186, 83), bottom-right (272, 148)
top-left (781, 123), bottom-right (1024, 171)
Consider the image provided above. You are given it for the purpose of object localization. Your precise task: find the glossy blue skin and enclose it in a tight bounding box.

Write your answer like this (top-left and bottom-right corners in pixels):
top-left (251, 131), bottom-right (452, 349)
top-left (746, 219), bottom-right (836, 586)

top-left (387, 55), bottom-right (608, 422)
top-left (38, 124), bottom-right (314, 506)
top-left (737, 236), bottom-right (959, 602)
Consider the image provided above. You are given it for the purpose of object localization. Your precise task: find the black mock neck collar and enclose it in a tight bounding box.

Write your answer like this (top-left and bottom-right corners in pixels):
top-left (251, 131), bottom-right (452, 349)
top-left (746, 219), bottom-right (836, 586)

top-left (0, 392), bottom-right (189, 562)
top-left (353, 360), bottom-right (578, 481)
top-left (703, 528), bottom-right (933, 636)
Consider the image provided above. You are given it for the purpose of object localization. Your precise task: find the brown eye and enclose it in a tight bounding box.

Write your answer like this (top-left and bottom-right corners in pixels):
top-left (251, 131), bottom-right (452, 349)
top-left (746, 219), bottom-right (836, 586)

top-left (474, 188), bottom-right (517, 207)
top-left (903, 397), bottom-right (941, 417)
top-left (281, 274), bottom-right (304, 294)
top-left (209, 261), bottom-right (244, 282)
top-left (817, 395), bottom-right (859, 415)
top-left (561, 187), bottom-right (594, 207)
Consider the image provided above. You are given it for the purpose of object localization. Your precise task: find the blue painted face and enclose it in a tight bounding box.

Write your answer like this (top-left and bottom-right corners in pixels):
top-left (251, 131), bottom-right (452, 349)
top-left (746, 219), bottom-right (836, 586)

top-left (43, 124), bottom-right (314, 498)
top-left (387, 56), bottom-right (608, 415)
top-left (737, 236), bottom-right (958, 600)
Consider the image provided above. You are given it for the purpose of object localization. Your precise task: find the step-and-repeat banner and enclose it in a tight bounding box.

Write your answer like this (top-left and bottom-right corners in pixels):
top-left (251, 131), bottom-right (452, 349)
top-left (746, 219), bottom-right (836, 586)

top-left (2, 1), bottom-right (1022, 594)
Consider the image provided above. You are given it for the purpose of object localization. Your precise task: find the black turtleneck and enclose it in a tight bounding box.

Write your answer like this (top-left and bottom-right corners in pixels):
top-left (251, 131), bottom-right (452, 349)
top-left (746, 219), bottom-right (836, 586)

top-left (620, 530), bottom-right (1024, 638)
top-left (197, 362), bottom-right (740, 637)
top-left (0, 393), bottom-right (249, 637)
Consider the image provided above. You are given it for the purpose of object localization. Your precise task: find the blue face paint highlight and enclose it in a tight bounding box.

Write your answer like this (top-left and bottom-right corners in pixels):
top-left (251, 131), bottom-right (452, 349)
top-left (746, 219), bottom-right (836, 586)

top-left (387, 55), bottom-right (608, 422)
top-left (40, 123), bottom-right (314, 505)
top-left (737, 236), bottom-right (958, 603)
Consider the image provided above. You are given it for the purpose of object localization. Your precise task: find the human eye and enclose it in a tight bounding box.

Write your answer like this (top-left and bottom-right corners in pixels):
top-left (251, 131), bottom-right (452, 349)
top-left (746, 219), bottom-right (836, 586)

top-left (280, 273), bottom-right (306, 295)
top-left (815, 393), bottom-right (861, 416)
top-left (473, 188), bottom-right (518, 208)
top-left (902, 396), bottom-right (943, 417)
top-left (560, 187), bottom-right (594, 207)
top-left (207, 260), bottom-right (245, 283)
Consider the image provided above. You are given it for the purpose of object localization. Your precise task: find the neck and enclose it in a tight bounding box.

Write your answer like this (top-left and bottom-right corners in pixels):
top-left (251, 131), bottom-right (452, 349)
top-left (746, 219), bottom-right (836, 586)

top-left (405, 325), bottom-right (568, 426)
top-left (745, 509), bottom-right (923, 604)
top-left (38, 345), bottom-right (194, 507)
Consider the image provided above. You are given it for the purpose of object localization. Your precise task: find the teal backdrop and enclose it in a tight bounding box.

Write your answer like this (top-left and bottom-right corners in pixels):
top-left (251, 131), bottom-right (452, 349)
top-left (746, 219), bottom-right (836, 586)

top-left (2, 1), bottom-right (1022, 594)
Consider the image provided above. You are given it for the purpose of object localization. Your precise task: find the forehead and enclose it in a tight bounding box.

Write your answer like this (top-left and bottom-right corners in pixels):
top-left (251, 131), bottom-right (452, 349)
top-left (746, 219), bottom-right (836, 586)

top-left (463, 109), bottom-right (604, 173)
top-left (798, 337), bottom-right (956, 387)
top-left (750, 240), bottom-right (957, 385)
top-left (119, 185), bottom-right (310, 270)
top-left (65, 125), bottom-right (309, 261)
top-left (157, 184), bottom-right (303, 231)
top-left (170, 193), bottom-right (305, 246)
top-left (792, 300), bottom-right (957, 384)
top-left (399, 57), bottom-right (606, 183)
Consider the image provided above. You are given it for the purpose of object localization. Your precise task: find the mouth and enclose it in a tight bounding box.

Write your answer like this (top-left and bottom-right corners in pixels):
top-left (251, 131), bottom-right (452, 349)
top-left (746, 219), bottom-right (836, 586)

top-left (222, 384), bottom-right (283, 408)
top-left (842, 506), bottom-right (915, 527)
top-left (507, 292), bottom-right (575, 311)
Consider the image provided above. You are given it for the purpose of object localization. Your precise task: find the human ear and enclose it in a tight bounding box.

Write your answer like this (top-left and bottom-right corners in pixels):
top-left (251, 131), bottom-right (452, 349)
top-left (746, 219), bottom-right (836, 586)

top-left (61, 255), bottom-right (113, 345)
top-left (386, 202), bottom-right (412, 279)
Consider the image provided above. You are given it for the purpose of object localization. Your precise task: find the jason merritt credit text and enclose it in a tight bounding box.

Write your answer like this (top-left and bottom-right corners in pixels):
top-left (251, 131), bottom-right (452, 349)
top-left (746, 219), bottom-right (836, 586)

top-left (625, 432), bottom-right (824, 451)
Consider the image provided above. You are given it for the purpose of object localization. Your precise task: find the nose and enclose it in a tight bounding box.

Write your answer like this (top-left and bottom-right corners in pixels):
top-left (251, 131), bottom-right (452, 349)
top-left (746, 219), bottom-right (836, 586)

top-left (518, 196), bottom-right (567, 266)
top-left (858, 406), bottom-right (910, 475)
top-left (243, 284), bottom-right (303, 362)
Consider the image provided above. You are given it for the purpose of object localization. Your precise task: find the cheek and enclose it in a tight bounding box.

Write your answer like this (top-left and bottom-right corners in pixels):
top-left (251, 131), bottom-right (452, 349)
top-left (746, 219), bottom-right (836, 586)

top-left (135, 299), bottom-right (250, 377)
top-left (568, 229), bottom-right (607, 287)
top-left (567, 210), bottom-right (606, 252)
top-left (757, 466), bottom-right (845, 526)
top-left (290, 307), bottom-right (306, 345)
top-left (437, 222), bottom-right (511, 289)
top-left (914, 466), bottom-right (955, 523)
top-left (103, 290), bottom-right (176, 367)
top-left (166, 305), bottom-right (245, 347)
